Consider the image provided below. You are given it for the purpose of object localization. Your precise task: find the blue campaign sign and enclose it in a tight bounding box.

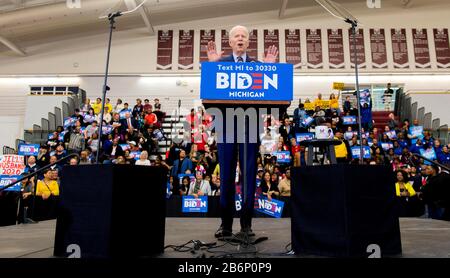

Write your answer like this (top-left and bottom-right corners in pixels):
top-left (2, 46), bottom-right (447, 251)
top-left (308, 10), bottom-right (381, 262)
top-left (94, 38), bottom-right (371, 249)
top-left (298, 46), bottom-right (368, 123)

top-left (83, 114), bottom-right (96, 123)
top-left (119, 144), bottom-right (130, 151)
top-left (359, 89), bottom-right (371, 106)
top-left (296, 133), bottom-right (314, 142)
top-left (58, 131), bottom-right (66, 142)
top-left (182, 196), bottom-right (208, 213)
top-left (63, 117), bottom-right (77, 129)
top-left (178, 174), bottom-right (195, 186)
top-left (0, 175), bottom-right (22, 192)
top-left (255, 197), bottom-right (284, 218)
top-left (200, 62), bottom-right (293, 101)
top-left (102, 125), bottom-right (113, 135)
top-left (273, 151), bottom-right (291, 163)
top-left (130, 151), bottom-right (141, 160)
top-left (420, 148), bottom-right (437, 165)
top-left (344, 131), bottom-right (357, 140)
top-left (18, 144), bottom-right (40, 156)
top-left (351, 146), bottom-right (371, 159)
top-left (385, 130), bottom-right (398, 140)
top-left (409, 126), bottom-right (424, 138)
top-left (235, 194), bottom-right (242, 212)
top-left (343, 116), bottom-right (357, 125)
top-left (119, 110), bottom-right (131, 120)
top-left (381, 142), bottom-right (394, 151)
top-left (301, 116), bottom-right (314, 127)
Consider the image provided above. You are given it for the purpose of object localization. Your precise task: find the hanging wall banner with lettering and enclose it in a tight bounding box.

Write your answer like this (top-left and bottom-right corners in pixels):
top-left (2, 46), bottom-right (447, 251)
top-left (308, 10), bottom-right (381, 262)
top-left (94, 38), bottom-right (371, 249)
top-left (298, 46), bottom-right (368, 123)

top-left (327, 29), bottom-right (345, 69)
top-left (200, 30), bottom-right (215, 65)
top-left (306, 29), bottom-right (323, 69)
top-left (285, 29), bottom-right (301, 68)
top-left (221, 29), bottom-right (232, 57)
top-left (349, 28), bottom-right (366, 68)
top-left (178, 30), bottom-right (194, 70)
top-left (391, 29), bottom-right (409, 69)
top-left (264, 29), bottom-right (280, 63)
top-left (412, 28), bottom-right (431, 68)
top-left (248, 29), bottom-right (258, 61)
top-left (433, 28), bottom-right (450, 68)
top-left (156, 30), bottom-right (173, 70)
top-left (370, 29), bottom-right (388, 69)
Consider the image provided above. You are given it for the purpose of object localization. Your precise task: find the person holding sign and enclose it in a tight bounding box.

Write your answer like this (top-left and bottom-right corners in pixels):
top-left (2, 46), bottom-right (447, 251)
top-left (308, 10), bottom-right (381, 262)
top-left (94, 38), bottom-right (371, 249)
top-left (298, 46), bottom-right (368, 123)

top-left (206, 25), bottom-right (278, 238)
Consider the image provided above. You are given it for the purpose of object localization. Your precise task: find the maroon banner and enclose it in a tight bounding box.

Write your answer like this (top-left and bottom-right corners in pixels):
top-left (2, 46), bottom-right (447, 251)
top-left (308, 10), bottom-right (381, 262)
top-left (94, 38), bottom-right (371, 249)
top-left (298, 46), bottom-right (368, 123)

top-left (285, 29), bottom-right (301, 68)
top-left (306, 29), bottom-right (323, 69)
top-left (248, 29), bottom-right (258, 60)
top-left (370, 29), bottom-right (387, 69)
top-left (327, 29), bottom-right (344, 69)
top-left (156, 30), bottom-right (173, 70)
top-left (221, 30), bottom-right (232, 58)
top-left (434, 28), bottom-right (450, 68)
top-left (348, 28), bottom-right (366, 68)
top-left (264, 29), bottom-right (280, 63)
top-left (178, 30), bottom-right (194, 70)
top-left (199, 30), bottom-right (215, 64)
top-left (391, 29), bottom-right (409, 69)
top-left (412, 29), bottom-right (431, 68)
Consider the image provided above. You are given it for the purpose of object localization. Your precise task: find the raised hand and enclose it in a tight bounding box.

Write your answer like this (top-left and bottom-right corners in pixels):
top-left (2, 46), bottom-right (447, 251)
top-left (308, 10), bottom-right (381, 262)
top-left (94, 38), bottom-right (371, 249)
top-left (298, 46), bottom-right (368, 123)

top-left (263, 45), bottom-right (279, 63)
top-left (206, 41), bottom-right (224, 62)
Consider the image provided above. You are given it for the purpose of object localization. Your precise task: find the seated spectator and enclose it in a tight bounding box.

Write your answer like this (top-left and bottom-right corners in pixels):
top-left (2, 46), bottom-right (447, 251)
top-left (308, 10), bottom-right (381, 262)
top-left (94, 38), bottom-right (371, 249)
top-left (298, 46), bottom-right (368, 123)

top-left (114, 98), bottom-right (124, 113)
top-left (83, 108), bottom-right (96, 126)
top-left (120, 112), bottom-right (138, 135)
top-left (68, 127), bottom-right (85, 154)
top-left (87, 133), bottom-right (99, 154)
top-left (179, 176), bottom-right (191, 196)
top-left (260, 171), bottom-right (280, 201)
top-left (135, 150), bottom-right (151, 166)
top-left (25, 156), bottom-right (38, 174)
top-left (36, 169), bottom-right (60, 200)
top-left (53, 144), bottom-right (67, 163)
top-left (312, 106), bottom-right (325, 126)
top-left (143, 99), bottom-right (152, 112)
top-left (105, 138), bottom-right (124, 160)
top-left (132, 98), bottom-right (144, 118)
top-left (115, 156), bottom-right (126, 165)
top-left (81, 98), bottom-right (91, 113)
top-left (48, 155), bottom-right (62, 174)
top-left (79, 150), bottom-right (92, 165)
top-left (69, 157), bottom-right (79, 165)
top-left (84, 121), bottom-right (98, 139)
top-left (188, 167), bottom-right (211, 197)
top-left (278, 167), bottom-right (291, 197)
top-left (144, 107), bottom-right (158, 127)
top-left (438, 145), bottom-right (450, 166)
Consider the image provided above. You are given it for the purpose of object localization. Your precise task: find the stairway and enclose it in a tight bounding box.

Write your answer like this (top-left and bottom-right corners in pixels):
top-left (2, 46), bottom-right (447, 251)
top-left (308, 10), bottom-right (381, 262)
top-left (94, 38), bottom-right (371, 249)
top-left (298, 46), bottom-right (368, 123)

top-left (372, 111), bottom-right (399, 130)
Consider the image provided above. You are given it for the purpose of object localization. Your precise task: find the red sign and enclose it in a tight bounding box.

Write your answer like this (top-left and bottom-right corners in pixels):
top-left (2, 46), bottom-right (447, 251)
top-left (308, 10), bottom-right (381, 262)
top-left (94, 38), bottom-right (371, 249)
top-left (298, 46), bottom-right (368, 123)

top-left (412, 29), bottom-right (431, 68)
top-left (264, 29), bottom-right (280, 63)
top-left (0, 155), bottom-right (25, 176)
top-left (370, 29), bottom-right (387, 69)
top-left (327, 29), bottom-right (344, 69)
top-left (199, 30), bottom-right (215, 64)
top-left (348, 28), bottom-right (366, 68)
top-left (391, 29), bottom-right (409, 69)
top-left (306, 29), bottom-right (323, 69)
top-left (285, 29), bottom-right (301, 69)
top-left (433, 28), bottom-right (450, 68)
top-left (156, 30), bottom-right (173, 70)
top-left (178, 30), bottom-right (194, 70)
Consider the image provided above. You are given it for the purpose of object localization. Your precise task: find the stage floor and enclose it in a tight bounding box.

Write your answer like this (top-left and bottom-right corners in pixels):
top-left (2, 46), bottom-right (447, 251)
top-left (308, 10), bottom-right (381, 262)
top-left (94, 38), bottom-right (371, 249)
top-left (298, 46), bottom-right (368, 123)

top-left (0, 218), bottom-right (450, 258)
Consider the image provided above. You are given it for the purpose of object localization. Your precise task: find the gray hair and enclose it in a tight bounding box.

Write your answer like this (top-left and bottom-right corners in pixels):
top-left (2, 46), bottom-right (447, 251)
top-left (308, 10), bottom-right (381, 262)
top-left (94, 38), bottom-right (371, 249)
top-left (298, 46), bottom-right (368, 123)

top-left (229, 25), bottom-right (249, 39)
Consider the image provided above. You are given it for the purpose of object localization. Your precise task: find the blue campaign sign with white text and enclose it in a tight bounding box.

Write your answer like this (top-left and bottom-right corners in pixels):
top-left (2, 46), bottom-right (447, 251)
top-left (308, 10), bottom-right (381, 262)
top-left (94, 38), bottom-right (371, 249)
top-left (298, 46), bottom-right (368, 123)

top-left (273, 151), bottom-right (291, 163)
top-left (296, 133), bottom-right (314, 142)
top-left (351, 146), bottom-right (371, 159)
top-left (18, 144), bottom-right (40, 156)
top-left (0, 175), bottom-right (22, 192)
top-left (200, 62), bottom-right (293, 101)
top-left (255, 197), bottom-right (284, 218)
top-left (182, 196), bottom-right (208, 213)
top-left (420, 148), bottom-right (437, 165)
top-left (343, 116), bottom-right (357, 125)
top-left (301, 116), bottom-right (314, 127)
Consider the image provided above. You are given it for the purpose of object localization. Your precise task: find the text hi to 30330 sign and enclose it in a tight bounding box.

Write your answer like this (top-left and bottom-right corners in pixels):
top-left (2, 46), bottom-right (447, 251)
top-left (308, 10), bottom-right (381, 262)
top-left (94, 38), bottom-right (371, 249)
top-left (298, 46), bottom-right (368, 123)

top-left (200, 62), bottom-right (293, 101)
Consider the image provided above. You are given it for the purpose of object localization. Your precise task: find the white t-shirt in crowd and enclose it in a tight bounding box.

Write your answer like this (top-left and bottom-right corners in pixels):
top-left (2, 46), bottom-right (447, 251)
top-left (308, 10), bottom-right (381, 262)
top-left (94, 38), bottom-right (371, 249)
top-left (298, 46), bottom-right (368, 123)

top-left (135, 159), bottom-right (151, 166)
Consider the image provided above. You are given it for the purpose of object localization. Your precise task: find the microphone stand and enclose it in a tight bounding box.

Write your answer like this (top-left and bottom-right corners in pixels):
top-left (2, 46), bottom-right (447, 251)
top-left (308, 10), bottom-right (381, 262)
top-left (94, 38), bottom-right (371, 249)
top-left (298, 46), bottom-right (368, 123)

top-left (96, 12), bottom-right (122, 163)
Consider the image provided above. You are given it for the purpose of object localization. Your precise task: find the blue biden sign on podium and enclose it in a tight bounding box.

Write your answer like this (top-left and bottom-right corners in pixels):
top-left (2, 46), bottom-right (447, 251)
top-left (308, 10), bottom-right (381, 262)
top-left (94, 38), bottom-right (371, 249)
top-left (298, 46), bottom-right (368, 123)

top-left (200, 62), bottom-right (293, 101)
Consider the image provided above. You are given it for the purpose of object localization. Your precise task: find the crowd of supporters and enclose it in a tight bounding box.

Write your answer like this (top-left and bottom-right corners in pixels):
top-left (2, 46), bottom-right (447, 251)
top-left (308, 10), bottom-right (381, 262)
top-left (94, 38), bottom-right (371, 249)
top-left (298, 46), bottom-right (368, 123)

top-left (14, 86), bottom-right (450, 221)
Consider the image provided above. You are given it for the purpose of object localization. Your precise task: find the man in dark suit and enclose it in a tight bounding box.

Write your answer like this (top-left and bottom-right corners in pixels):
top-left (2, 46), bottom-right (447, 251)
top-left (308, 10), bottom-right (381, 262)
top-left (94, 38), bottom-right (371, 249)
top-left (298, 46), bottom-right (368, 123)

top-left (206, 25), bottom-right (278, 238)
top-left (119, 111), bottom-right (138, 135)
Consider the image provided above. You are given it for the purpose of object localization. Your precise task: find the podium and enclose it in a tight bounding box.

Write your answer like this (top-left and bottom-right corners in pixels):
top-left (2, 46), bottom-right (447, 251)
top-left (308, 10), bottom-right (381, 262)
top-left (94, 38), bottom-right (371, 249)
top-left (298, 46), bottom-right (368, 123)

top-left (291, 164), bottom-right (402, 257)
top-left (54, 164), bottom-right (167, 258)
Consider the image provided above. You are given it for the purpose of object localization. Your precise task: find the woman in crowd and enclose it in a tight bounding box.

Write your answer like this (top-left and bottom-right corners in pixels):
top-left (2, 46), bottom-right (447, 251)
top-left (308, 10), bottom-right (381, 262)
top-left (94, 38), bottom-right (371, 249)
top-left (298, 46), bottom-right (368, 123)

top-left (188, 166), bottom-right (211, 197)
top-left (260, 171), bottom-right (280, 201)
top-left (135, 150), bottom-right (151, 166)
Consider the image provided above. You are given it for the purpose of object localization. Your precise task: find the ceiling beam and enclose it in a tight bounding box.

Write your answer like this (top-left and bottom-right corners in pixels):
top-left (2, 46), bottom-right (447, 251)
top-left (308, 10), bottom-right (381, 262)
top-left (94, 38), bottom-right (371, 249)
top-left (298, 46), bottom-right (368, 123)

top-left (278, 0), bottom-right (288, 19)
top-left (0, 35), bottom-right (26, 56)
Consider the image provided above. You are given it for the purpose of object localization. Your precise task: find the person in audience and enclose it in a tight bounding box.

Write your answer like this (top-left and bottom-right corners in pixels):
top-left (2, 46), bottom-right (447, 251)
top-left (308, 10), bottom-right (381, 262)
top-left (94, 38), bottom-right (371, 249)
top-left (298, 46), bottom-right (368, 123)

top-left (279, 117), bottom-right (295, 146)
top-left (115, 156), bottom-right (126, 165)
top-left (361, 101), bottom-right (373, 130)
top-left (395, 170), bottom-right (418, 216)
top-left (83, 108), bottom-right (96, 126)
top-left (132, 98), bottom-right (144, 118)
top-left (188, 166), bottom-right (211, 197)
top-left (170, 149), bottom-right (194, 182)
top-left (438, 145), bottom-right (450, 166)
top-left (84, 120), bottom-right (98, 139)
top-left (383, 83), bottom-right (394, 111)
top-left (260, 171), bottom-right (279, 201)
top-left (143, 99), bottom-right (152, 112)
top-left (387, 113), bottom-right (399, 131)
top-left (343, 95), bottom-right (352, 114)
top-left (25, 156), bottom-right (38, 174)
top-left (385, 148), bottom-right (396, 163)
top-left (81, 98), bottom-right (91, 113)
top-left (78, 150), bottom-right (91, 165)
top-left (54, 143), bottom-right (66, 163)
top-left (421, 165), bottom-right (450, 220)
top-left (114, 98), bottom-right (124, 113)
top-left (293, 101), bottom-right (307, 133)
top-left (178, 176), bottom-right (191, 196)
top-left (144, 107), bottom-right (158, 127)
top-left (334, 131), bottom-right (351, 164)
top-left (329, 92), bottom-right (340, 114)
top-left (120, 112), bottom-right (138, 135)
top-left (312, 105), bottom-right (325, 126)
top-left (134, 150), bottom-right (151, 166)
top-left (48, 156), bottom-right (61, 175)
top-left (69, 157), bottom-right (79, 165)
top-left (72, 108), bottom-right (84, 124)
top-left (67, 127), bottom-right (85, 154)
top-left (37, 146), bottom-right (50, 168)
top-left (36, 169), bottom-right (59, 200)
top-left (105, 138), bottom-right (124, 160)
top-left (120, 102), bottom-right (131, 113)
top-left (278, 167), bottom-right (291, 197)
top-left (87, 132), bottom-right (99, 154)
top-left (92, 98), bottom-right (102, 115)
top-left (313, 93), bottom-right (323, 108)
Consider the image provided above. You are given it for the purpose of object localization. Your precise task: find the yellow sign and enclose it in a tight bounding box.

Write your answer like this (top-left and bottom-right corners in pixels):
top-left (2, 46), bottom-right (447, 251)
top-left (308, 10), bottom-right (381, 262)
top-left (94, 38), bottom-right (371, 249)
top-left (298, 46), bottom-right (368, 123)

top-left (321, 100), bottom-right (330, 109)
top-left (333, 82), bottom-right (345, 90)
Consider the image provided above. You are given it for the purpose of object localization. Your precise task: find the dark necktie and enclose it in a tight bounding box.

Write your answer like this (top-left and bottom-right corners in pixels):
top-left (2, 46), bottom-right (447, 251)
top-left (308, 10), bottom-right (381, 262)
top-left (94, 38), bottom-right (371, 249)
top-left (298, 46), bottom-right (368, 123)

top-left (237, 56), bottom-right (244, 62)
